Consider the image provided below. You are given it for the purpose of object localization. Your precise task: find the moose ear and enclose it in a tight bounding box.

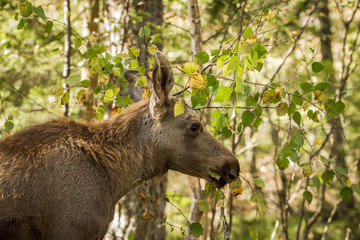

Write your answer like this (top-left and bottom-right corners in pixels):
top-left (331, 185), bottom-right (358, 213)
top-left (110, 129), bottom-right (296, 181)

top-left (149, 51), bottom-right (175, 115)
top-left (123, 70), bottom-right (151, 102)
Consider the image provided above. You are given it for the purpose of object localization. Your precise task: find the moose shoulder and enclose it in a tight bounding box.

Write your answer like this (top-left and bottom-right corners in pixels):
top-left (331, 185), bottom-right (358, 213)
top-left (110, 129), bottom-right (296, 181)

top-left (0, 52), bottom-right (239, 239)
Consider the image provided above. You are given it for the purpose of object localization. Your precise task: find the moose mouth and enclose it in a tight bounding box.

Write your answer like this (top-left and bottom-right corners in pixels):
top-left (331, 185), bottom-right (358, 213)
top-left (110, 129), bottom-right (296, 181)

top-left (207, 171), bottom-right (228, 188)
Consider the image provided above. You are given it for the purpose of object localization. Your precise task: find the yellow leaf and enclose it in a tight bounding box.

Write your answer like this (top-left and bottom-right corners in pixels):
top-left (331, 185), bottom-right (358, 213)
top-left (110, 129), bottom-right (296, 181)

top-left (231, 187), bottom-right (244, 197)
top-left (275, 87), bottom-right (283, 98)
top-left (99, 73), bottom-right (109, 84)
top-left (112, 67), bottom-right (121, 76)
top-left (182, 62), bottom-right (200, 74)
top-left (142, 88), bottom-right (151, 100)
top-left (303, 102), bottom-right (308, 111)
top-left (174, 101), bottom-right (184, 117)
top-left (246, 34), bottom-right (257, 44)
top-left (148, 44), bottom-right (158, 55)
top-left (315, 137), bottom-right (322, 145)
top-left (88, 34), bottom-right (96, 44)
top-left (265, 10), bottom-right (276, 20)
top-left (111, 105), bottom-right (122, 115)
top-left (314, 89), bottom-right (325, 100)
top-left (189, 73), bottom-right (206, 90)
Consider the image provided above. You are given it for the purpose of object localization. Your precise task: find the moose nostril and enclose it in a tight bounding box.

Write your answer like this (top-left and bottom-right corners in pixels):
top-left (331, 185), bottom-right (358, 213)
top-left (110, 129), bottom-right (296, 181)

top-left (228, 172), bottom-right (237, 181)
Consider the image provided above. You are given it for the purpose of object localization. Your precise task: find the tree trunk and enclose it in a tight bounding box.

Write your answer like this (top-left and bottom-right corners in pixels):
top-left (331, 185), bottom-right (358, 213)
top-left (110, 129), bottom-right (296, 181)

top-left (104, 1), bottom-right (167, 239)
top-left (63, 0), bottom-right (71, 117)
top-left (82, 0), bottom-right (99, 121)
top-left (186, 1), bottom-right (205, 239)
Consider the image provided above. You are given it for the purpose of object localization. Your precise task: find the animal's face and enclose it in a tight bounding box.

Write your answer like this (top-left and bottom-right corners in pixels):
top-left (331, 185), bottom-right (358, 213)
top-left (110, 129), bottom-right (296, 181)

top-left (153, 99), bottom-right (239, 188)
top-left (124, 51), bottom-right (239, 187)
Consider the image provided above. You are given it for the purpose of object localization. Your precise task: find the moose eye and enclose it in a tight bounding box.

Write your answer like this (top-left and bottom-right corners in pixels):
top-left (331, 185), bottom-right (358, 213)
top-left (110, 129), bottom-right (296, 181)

top-left (190, 123), bottom-right (199, 132)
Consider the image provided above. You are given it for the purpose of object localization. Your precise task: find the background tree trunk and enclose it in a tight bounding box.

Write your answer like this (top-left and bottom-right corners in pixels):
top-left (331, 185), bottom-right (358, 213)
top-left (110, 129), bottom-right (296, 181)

top-left (63, 0), bottom-right (71, 116)
top-left (186, 0), bottom-right (204, 239)
top-left (82, 0), bottom-right (99, 121)
top-left (104, 1), bottom-right (167, 239)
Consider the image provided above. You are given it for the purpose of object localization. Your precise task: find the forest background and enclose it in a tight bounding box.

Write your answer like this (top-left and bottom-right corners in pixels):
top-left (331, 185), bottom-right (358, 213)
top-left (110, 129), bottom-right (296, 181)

top-left (0, 0), bottom-right (359, 239)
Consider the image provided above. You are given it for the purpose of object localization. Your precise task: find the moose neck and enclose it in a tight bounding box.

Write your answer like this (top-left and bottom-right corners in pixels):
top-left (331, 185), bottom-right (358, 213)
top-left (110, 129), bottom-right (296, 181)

top-left (94, 100), bottom-right (166, 199)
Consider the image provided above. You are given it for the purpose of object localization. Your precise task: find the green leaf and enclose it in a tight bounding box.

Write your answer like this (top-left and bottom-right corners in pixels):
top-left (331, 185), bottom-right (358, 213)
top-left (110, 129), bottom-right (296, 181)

top-left (340, 187), bottom-right (353, 202)
top-left (34, 5), bottom-right (45, 20)
top-left (182, 62), bottom-right (200, 74)
top-left (300, 82), bottom-right (313, 92)
top-left (44, 20), bottom-right (53, 34)
top-left (290, 150), bottom-right (300, 165)
top-left (93, 85), bottom-right (101, 95)
top-left (96, 105), bottom-right (106, 121)
top-left (288, 101), bottom-right (296, 116)
top-left (115, 95), bottom-right (133, 106)
top-left (276, 157), bottom-right (289, 170)
top-left (324, 99), bottom-right (338, 117)
top-left (278, 143), bottom-right (292, 160)
top-left (352, 184), bottom-right (360, 195)
top-left (138, 26), bottom-right (151, 38)
top-left (80, 79), bottom-right (90, 88)
top-left (322, 170), bottom-right (334, 184)
top-left (17, 19), bottom-right (25, 30)
top-left (228, 55), bottom-right (239, 72)
top-left (4, 121), bottom-right (14, 131)
top-left (174, 101), bottom-right (184, 117)
top-left (20, 1), bottom-right (33, 17)
top-left (138, 76), bottom-right (147, 87)
top-left (74, 37), bottom-right (82, 49)
top-left (293, 111), bottom-right (301, 125)
top-left (303, 190), bottom-right (313, 204)
top-left (252, 43), bottom-right (267, 59)
top-left (128, 232), bottom-right (134, 240)
top-left (246, 96), bottom-right (255, 107)
top-left (103, 87), bottom-right (119, 103)
top-left (86, 48), bottom-right (97, 59)
top-left (244, 27), bottom-right (253, 40)
top-left (263, 89), bottom-right (275, 105)
top-left (315, 82), bottom-right (329, 90)
top-left (312, 176), bottom-right (321, 191)
top-left (335, 101), bottom-right (345, 113)
top-left (302, 165), bottom-right (312, 177)
top-left (217, 55), bottom-right (230, 69)
top-left (235, 72), bottom-right (244, 93)
top-left (248, 226), bottom-right (258, 240)
top-left (66, 74), bottom-right (80, 87)
top-left (128, 46), bottom-right (140, 58)
top-left (254, 177), bottom-right (265, 188)
top-left (61, 92), bottom-right (70, 105)
top-left (190, 223), bottom-right (203, 237)
top-left (199, 199), bottom-right (209, 212)
top-left (292, 90), bottom-right (303, 106)
top-left (76, 89), bottom-right (86, 102)
top-left (335, 166), bottom-right (348, 176)
top-left (195, 51), bottom-right (210, 65)
top-left (276, 102), bottom-right (288, 116)
top-left (312, 62), bottom-right (325, 73)
top-left (290, 131), bottom-right (304, 149)
top-left (212, 109), bottom-right (228, 130)
top-left (250, 193), bottom-right (266, 215)
top-left (215, 87), bottom-right (232, 102)
top-left (242, 110), bottom-right (255, 127)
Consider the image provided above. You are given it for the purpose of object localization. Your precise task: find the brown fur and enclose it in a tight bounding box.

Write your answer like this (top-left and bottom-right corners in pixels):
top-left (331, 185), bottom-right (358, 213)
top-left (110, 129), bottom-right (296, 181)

top-left (0, 52), bottom-right (239, 239)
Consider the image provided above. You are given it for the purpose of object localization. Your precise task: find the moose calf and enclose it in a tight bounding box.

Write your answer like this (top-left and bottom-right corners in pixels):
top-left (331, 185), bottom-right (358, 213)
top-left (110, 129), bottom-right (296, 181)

top-left (0, 51), bottom-right (239, 239)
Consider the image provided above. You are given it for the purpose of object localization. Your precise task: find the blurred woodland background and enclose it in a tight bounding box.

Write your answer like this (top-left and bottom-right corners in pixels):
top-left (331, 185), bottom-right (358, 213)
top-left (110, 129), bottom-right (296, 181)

top-left (0, 0), bottom-right (360, 239)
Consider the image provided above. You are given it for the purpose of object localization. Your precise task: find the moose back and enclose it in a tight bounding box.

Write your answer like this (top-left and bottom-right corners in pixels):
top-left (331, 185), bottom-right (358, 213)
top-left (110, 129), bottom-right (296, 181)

top-left (0, 52), bottom-right (239, 239)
